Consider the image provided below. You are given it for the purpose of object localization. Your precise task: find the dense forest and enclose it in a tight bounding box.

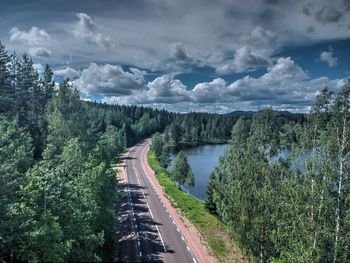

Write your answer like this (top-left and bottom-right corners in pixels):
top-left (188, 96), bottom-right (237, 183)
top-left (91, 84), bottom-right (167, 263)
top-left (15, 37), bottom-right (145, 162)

top-left (0, 41), bottom-right (179, 261)
top-left (0, 41), bottom-right (244, 262)
top-left (3, 38), bottom-right (342, 263)
top-left (207, 83), bottom-right (350, 262)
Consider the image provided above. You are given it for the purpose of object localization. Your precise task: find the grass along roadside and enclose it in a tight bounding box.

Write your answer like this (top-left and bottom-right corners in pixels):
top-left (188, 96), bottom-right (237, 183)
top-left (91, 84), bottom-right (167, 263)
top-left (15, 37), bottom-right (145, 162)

top-left (147, 149), bottom-right (249, 263)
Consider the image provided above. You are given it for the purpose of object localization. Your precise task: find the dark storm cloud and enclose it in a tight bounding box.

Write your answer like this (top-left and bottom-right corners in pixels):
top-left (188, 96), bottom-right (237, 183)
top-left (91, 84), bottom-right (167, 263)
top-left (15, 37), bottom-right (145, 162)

top-left (1, 0), bottom-right (349, 113)
top-left (343, 0), bottom-right (350, 11)
top-left (315, 6), bottom-right (343, 24)
top-left (302, 3), bottom-right (312, 16)
top-left (306, 26), bottom-right (315, 33)
top-left (263, 0), bottom-right (283, 5)
top-left (169, 43), bottom-right (197, 65)
top-left (256, 8), bottom-right (279, 28)
top-left (29, 47), bottom-right (52, 57)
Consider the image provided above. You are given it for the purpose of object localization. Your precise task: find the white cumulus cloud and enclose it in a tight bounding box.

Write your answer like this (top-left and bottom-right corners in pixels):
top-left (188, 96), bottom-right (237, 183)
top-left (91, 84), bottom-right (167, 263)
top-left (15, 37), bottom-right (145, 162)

top-left (71, 13), bottom-right (116, 49)
top-left (73, 63), bottom-right (145, 96)
top-left (320, 49), bottom-right (338, 67)
top-left (216, 46), bottom-right (270, 75)
top-left (54, 67), bottom-right (81, 79)
top-left (9, 26), bottom-right (52, 57)
top-left (99, 57), bottom-right (344, 113)
top-left (10, 26), bottom-right (51, 46)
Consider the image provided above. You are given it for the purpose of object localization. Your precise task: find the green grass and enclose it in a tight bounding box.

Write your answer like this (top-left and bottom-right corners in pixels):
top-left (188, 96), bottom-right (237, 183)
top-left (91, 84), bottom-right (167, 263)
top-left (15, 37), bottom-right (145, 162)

top-left (148, 150), bottom-right (244, 262)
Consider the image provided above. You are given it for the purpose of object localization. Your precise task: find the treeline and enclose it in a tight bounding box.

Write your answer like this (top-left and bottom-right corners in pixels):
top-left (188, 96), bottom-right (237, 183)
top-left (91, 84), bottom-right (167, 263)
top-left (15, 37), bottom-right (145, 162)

top-left (164, 112), bottom-right (238, 145)
top-left (207, 82), bottom-right (350, 262)
top-left (0, 42), bottom-right (172, 262)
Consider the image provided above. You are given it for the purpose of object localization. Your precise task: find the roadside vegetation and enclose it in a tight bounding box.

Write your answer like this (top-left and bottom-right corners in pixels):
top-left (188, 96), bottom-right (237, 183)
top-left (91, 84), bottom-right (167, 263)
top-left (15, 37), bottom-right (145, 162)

top-left (208, 84), bottom-right (350, 262)
top-left (0, 42), bottom-right (171, 262)
top-left (150, 85), bottom-right (350, 262)
top-left (0, 41), bottom-right (245, 261)
top-left (148, 150), bottom-right (247, 262)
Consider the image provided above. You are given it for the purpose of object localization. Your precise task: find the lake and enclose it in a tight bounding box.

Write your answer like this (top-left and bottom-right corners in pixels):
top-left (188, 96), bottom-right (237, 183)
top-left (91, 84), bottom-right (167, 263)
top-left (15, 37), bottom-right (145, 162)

top-left (168, 144), bottom-right (228, 201)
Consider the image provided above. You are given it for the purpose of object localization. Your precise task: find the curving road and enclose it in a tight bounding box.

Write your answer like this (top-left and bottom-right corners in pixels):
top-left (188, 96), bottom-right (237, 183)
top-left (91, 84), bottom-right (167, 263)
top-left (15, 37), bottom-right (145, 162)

top-left (116, 140), bottom-right (199, 263)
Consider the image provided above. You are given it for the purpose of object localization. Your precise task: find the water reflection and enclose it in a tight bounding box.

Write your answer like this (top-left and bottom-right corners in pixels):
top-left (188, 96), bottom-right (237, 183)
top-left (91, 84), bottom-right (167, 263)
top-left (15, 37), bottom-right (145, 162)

top-left (168, 144), bottom-right (228, 201)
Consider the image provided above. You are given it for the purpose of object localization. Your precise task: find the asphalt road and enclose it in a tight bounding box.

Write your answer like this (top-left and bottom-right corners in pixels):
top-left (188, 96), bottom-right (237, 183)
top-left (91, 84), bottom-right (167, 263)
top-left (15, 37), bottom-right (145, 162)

top-left (116, 141), bottom-right (197, 263)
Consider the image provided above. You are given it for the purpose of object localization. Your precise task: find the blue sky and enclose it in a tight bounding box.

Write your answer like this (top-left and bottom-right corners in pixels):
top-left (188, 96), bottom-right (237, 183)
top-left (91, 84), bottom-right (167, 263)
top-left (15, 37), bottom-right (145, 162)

top-left (0, 0), bottom-right (349, 113)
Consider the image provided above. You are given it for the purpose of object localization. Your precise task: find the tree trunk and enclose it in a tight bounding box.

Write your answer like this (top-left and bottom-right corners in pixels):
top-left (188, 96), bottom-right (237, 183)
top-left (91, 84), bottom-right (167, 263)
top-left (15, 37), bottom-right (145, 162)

top-left (333, 158), bottom-right (343, 263)
top-left (333, 118), bottom-right (347, 263)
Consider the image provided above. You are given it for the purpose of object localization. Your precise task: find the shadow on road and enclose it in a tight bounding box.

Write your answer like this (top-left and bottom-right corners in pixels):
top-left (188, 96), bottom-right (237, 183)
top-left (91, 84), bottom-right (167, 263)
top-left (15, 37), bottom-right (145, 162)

top-left (115, 182), bottom-right (175, 262)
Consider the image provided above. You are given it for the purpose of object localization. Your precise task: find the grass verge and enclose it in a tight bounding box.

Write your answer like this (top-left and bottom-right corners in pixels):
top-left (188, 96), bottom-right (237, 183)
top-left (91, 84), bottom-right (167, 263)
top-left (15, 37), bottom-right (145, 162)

top-left (147, 149), bottom-right (248, 263)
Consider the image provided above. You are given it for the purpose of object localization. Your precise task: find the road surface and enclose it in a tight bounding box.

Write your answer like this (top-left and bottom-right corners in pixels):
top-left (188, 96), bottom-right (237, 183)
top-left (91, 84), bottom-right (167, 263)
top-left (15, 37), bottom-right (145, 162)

top-left (116, 140), bottom-right (199, 263)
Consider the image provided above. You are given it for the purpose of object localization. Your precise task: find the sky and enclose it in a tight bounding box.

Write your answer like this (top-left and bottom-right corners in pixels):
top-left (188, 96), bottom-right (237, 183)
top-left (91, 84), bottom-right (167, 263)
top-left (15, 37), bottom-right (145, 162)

top-left (1, 0), bottom-right (350, 113)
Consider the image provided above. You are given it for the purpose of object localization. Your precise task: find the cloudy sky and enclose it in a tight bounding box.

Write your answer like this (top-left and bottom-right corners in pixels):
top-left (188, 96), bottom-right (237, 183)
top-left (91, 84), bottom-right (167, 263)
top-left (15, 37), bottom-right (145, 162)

top-left (1, 0), bottom-right (350, 113)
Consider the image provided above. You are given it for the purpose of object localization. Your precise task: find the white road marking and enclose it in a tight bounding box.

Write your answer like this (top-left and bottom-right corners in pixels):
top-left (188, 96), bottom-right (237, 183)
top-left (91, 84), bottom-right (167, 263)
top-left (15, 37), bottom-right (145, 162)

top-left (155, 225), bottom-right (167, 252)
top-left (138, 240), bottom-right (141, 246)
top-left (146, 202), bottom-right (155, 219)
top-left (129, 143), bottom-right (198, 262)
top-left (141, 189), bottom-right (146, 199)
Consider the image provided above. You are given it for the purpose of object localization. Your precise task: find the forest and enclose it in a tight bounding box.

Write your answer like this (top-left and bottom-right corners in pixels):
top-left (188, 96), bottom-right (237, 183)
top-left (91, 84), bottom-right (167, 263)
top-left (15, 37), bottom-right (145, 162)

top-left (2, 38), bottom-right (347, 263)
top-left (0, 42), bottom-right (242, 262)
top-left (207, 84), bottom-right (350, 262)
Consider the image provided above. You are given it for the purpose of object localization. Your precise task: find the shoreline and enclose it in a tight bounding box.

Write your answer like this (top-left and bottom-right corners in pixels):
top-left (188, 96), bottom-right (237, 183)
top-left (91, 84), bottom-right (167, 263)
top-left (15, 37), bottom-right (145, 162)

top-left (146, 141), bottom-right (249, 263)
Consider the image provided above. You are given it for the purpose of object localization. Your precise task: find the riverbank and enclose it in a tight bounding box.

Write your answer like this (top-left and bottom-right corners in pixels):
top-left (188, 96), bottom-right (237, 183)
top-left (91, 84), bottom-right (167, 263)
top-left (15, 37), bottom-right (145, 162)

top-left (147, 149), bottom-right (249, 263)
top-left (168, 140), bottom-right (228, 149)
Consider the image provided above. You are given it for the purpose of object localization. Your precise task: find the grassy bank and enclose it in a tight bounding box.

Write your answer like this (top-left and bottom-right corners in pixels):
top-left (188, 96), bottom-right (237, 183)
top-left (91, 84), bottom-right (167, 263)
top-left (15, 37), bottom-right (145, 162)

top-left (147, 149), bottom-right (248, 263)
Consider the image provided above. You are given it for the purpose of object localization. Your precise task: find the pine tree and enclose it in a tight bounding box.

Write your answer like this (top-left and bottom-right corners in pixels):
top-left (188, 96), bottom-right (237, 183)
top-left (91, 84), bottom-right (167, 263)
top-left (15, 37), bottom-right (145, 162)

top-left (0, 42), bottom-right (12, 114)
top-left (0, 116), bottom-right (33, 261)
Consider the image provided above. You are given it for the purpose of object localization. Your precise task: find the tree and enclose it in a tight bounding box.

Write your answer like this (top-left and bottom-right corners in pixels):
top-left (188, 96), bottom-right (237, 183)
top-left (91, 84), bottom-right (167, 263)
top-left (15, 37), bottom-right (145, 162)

top-left (151, 132), bottom-right (164, 158)
top-left (170, 122), bottom-right (181, 145)
top-left (159, 145), bottom-right (171, 168)
top-left (0, 116), bottom-right (33, 261)
top-left (171, 151), bottom-right (194, 187)
top-left (0, 42), bottom-right (12, 115)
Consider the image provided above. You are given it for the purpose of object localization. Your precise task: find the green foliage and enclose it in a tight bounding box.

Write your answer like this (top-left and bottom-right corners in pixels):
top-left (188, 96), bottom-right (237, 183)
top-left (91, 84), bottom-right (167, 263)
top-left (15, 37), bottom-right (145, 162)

top-left (0, 40), bottom-right (310, 262)
top-left (171, 151), bottom-right (195, 187)
top-left (166, 112), bottom-right (238, 146)
top-left (0, 39), bottom-right (177, 260)
top-left (151, 132), bottom-right (164, 157)
top-left (0, 116), bottom-right (33, 261)
top-left (151, 132), bottom-right (171, 168)
top-left (207, 82), bottom-right (350, 262)
top-left (148, 150), bottom-right (240, 261)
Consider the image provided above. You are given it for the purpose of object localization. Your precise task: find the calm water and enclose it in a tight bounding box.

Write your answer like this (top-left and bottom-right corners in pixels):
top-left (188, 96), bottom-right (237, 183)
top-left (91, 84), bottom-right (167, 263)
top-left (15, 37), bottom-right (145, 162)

top-left (168, 144), bottom-right (228, 201)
